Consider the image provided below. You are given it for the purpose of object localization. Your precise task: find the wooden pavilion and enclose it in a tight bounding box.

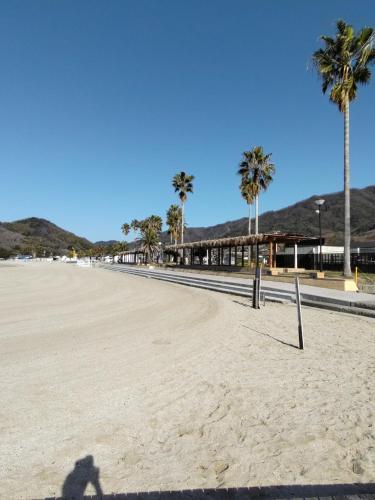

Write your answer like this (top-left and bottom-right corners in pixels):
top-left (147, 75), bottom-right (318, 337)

top-left (163, 232), bottom-right (319, 269)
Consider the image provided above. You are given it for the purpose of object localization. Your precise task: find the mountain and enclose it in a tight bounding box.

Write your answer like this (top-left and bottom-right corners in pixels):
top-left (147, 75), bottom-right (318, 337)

top-left (0, 218), bottom-right (93, 256)
top-left (94, 240), bottom-right (118, 246)
top-left (1, 186), bottom-right (374, 258)
top-left (158, 185), bottom-right (375, 247)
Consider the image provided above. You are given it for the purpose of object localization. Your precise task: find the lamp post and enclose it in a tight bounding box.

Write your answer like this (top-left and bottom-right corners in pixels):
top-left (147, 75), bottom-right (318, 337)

top-left (158, 241), bottom-right (162, 264)
top-left (314, 198), bottom-right (325, 272)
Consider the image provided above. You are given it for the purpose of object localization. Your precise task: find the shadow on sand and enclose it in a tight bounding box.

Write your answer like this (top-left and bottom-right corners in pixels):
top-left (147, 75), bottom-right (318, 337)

top-left (61, 455), bottom-right (103, 499)
top-left (50, 456), bottom-right (375, 499)
top-left (241, 324), bottom-right (299, 350)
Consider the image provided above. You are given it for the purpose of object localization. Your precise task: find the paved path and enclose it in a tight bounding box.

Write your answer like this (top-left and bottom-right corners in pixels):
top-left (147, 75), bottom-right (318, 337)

top-left (165, 267), bottom-right (375, 306)
top-left (98, 264), bottom-right (375, 315)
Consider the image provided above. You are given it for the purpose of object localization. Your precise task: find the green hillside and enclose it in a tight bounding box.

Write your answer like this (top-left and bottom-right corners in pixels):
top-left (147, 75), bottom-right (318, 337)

top-left (0, 218), bottom-right (93, 257)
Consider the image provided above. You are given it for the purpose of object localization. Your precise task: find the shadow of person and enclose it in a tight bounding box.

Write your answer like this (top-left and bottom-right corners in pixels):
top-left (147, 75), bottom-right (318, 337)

top-left (62, 455), bottom-right (103, 499)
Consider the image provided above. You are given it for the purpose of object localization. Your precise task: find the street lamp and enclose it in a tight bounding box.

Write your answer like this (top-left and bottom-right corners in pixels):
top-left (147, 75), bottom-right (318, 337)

top-left (314, 198), bottom-right (325, 272)
top-left (158, 241), bottom-right (163, 264)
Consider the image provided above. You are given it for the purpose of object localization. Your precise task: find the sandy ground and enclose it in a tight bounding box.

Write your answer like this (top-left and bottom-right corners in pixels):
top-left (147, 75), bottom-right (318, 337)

top-left (0, 261), bottom-right (374, 499)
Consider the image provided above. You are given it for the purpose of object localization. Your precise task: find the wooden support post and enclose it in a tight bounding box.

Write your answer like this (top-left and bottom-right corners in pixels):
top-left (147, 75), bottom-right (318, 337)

top-left (273, 242), bottom-right (277, 268)
top-left (208, 248), bottom-right (212, 266)
top-left (234, 246), bottom-right (237, 266)
top-left (269, 241), bottom-right (273, 268)
top-left (191, 247), bottom-right (193, 265)
top-left (229, 247), bottom-right (232, 266)
top-left (241, 245), bottom-right (244, 267)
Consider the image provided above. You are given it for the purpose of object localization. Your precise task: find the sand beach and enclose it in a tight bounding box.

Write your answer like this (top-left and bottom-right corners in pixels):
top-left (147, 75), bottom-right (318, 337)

top-left (0, 261), bottom-right (374, 499)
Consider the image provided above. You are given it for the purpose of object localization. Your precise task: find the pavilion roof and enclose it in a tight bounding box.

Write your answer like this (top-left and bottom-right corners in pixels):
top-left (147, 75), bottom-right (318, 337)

top-left (164, 232), bottom-right (318, 250)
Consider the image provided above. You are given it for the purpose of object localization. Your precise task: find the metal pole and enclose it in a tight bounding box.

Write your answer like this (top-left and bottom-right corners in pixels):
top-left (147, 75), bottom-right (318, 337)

top-left (257, 266), bottom-right (262, 306)
top-left (319, 209), bottom-right (323, 273)
top-left (252, 242), bottom-right (260, 309)
top-left (295, 276), bottom-right (304, 350)
top-left (252, 278), bottom-right (258, 308)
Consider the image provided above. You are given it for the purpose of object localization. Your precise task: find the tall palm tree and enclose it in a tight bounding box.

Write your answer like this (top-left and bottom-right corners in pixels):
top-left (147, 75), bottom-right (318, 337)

top-left (240, 178), bottom-right (257, 267)
top-left (172, 171), bottom-right (194, 244)
top-left (238, 146), bottom-right (275, 234)
top-left (121, 223), bottom-right (131, 237)
top-left (166, 204), bottom-right (182, 248)
top-left (313, 20), bottom-right (374, 277)
top-left (240, 177), bottom-right (256, 236)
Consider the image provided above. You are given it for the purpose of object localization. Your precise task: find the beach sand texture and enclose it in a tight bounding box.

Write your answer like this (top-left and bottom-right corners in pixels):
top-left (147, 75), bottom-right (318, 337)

top-left (0, 261), bottom-right (374, 499)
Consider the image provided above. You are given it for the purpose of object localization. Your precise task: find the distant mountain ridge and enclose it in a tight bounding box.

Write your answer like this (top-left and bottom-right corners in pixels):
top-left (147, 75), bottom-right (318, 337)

top-left (0, 217), bottom-right (93, 256)
top-left (157, 185), bottom-right (375, 247)
top-left (1, 186), bottom-right (374, 256)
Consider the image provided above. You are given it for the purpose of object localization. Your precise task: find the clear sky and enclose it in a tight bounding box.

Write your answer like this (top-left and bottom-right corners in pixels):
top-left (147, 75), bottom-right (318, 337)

top-left (0, 0), bottom-right (374, 242)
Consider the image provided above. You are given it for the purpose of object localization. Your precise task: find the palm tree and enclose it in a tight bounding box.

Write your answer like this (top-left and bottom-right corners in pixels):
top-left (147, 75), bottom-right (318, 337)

top-left (313, 20), bottom-right (374, 277)
top-left (111, 241), bottom-right (128, 256)
top-left (166, 204), bottom-right (182, 248)
top-left (238, 146), bottom-right (275, 234)
top-left (240, 177), bottom-right (256, 236)
top-left (125, 215), bottom-right (162, 263)
top-left (172, 171), bottom-right (194, 244)
top-left (239, 178), bottom-right (257, 267)
top-left (139, 226), bottom-right (159, 263)
top-left (121, 223), bottom-right (131, 237)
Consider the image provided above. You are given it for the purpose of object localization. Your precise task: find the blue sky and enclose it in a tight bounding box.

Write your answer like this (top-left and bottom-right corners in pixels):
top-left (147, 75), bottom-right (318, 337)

top-left (0, 0), bottom-right (374, 242)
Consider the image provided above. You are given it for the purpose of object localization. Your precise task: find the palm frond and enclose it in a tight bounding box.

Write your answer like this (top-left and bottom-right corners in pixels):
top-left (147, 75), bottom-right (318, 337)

top-left (172, 171), bottom-right (194, 203)
top-left (313, 19), bottom-right (374, 110)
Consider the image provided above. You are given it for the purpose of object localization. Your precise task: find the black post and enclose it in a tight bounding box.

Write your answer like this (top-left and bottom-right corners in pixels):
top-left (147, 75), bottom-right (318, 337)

top-left (229, 246), bottom-right (232, 266)
top-left (252, 243), bottom-right (261, 309)
top-left (252, 278), bottom-right (258, 308)
top-left (208, 248), bottom-right (211, 266)
top-left (295, 276), bottom-right (304, 350)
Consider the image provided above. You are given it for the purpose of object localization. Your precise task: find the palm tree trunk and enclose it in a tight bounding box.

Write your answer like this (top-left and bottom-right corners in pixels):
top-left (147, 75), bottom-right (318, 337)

top-left (248, 203), bottom-right (252, 266)
top-left (181, 202), bottom-right (185, 244)
top-left (344, 99), bottom-right (352, 277)
top-left (255, 195), bottom-right (259, 235)
top-left (248, 203), bottom-right (252, 235)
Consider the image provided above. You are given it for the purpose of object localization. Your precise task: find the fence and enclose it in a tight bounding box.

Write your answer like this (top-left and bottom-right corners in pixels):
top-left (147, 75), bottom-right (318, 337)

top-left (276, 252), bottom-right (375, 273)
